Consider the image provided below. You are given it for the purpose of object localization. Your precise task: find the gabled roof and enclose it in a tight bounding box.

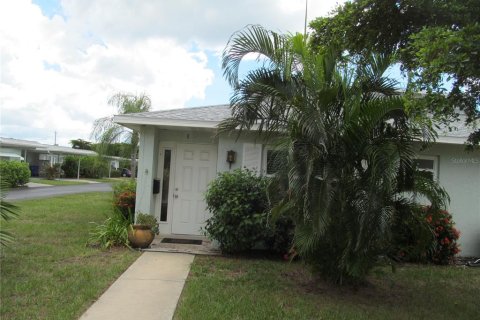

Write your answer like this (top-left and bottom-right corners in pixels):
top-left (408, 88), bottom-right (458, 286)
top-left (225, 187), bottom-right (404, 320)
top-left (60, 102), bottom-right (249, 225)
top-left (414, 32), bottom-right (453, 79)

top-left (0, 137), bottom-right (97, 156)
top-left (114, 104), bottom-right (475, 145)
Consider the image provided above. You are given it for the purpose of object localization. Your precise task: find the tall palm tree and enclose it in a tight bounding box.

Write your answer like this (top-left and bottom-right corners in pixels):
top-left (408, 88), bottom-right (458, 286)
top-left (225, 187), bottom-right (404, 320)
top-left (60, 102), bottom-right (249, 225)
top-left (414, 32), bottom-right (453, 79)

top-left (220, 25), bottom-right (448, 284)
top-left (92, 93), bottom-right (151, 178)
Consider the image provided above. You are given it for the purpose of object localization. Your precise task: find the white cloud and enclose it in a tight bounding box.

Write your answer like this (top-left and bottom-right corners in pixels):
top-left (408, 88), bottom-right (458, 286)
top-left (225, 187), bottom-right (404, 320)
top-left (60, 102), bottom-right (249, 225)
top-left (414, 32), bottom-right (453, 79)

top-left (0, 0), bottom-right (342, 146)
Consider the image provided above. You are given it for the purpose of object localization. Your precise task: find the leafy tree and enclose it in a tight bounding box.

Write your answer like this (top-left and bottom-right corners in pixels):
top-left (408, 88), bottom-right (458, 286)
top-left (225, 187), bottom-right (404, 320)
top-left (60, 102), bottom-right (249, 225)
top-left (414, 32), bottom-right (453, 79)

top-left (220, 25), bottom-right (448, 285)
top-left (310, 0), bottom-right (479, 147)
top-left (91, 93), bottom-right (151, 178)
top-left (70, 139), bottom-right (93, 150)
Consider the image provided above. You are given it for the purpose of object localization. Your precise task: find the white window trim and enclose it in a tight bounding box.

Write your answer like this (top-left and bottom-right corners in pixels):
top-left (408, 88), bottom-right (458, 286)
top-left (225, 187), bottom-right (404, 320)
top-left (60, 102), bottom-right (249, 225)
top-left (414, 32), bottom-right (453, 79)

top-left (415, 155), bottom-right (439, 181)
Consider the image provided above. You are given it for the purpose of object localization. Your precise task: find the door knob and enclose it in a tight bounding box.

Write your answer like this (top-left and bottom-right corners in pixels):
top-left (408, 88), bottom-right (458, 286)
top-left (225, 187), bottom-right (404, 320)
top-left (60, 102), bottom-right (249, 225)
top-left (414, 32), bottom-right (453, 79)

top-left (174, 194), bottom-right (178, 199)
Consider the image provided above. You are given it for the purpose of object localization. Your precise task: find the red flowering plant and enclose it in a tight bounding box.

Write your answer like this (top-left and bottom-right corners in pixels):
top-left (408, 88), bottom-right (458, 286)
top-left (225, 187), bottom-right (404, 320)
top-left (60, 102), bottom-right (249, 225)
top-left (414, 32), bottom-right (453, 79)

top-left (113, 180), bottom-right (137, 224)
top-left (423, 206), bottom-right (461, 264)
top-left (114, 191), bottom-right (136, 223)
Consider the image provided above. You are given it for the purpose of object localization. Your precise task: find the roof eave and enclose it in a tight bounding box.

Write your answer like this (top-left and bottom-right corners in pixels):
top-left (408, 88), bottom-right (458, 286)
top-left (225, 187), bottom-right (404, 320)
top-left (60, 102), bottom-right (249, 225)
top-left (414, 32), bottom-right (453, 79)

top-left (113, 115), bottom-right (221, 130)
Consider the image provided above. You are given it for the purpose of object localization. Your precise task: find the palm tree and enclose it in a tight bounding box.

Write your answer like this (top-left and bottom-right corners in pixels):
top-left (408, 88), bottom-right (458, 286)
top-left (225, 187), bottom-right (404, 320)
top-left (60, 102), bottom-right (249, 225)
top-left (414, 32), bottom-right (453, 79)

top-left (92, 93), bottom-right (151, 178)
top-left (0, 181), bottom-right (20, 247)
top-left (220, 25), bottom-right (448, 284)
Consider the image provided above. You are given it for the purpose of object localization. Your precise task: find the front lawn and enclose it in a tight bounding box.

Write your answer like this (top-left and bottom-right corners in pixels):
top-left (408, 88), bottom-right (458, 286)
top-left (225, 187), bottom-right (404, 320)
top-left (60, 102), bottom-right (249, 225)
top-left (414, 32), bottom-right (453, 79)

top-left (0, 192), bottom-right (140, 320)
top-left (175, 256), bottom-right (480, 320)
top-left (29, 177), bottom-right (88, 186)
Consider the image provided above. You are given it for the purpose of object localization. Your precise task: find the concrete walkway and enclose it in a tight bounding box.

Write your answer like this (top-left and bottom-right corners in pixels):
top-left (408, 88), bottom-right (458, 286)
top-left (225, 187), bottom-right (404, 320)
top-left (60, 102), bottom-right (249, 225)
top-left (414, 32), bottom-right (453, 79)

top-left (80, 252), bottom-right (194, 320)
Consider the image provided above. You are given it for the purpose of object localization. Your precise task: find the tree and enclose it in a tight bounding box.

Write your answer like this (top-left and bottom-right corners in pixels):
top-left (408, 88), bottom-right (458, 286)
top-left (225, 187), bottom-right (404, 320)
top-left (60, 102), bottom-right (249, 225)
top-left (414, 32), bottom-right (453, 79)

top-left (92, 93), bottom-right (151, 178)
top-left (309, 0), bottom-right (480, 147)
top-left (70, 139), bottom-right (93, 150)
top-left (220, 25), bottom-right (448, 284)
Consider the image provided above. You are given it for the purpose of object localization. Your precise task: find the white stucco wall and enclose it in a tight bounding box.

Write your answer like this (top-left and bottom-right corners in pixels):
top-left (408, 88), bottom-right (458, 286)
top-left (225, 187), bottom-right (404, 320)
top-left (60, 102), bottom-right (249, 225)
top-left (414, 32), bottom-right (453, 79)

top-left (419, 144), bottom-right (480, 257)
top-left (135, 126), bottom-right (159, 216)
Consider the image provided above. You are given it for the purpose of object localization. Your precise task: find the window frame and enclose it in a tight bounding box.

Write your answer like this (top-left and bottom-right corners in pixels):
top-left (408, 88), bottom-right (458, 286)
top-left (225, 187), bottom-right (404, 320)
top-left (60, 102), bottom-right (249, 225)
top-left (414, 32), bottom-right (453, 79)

top-left (414, 155), bottom-right (439, 181)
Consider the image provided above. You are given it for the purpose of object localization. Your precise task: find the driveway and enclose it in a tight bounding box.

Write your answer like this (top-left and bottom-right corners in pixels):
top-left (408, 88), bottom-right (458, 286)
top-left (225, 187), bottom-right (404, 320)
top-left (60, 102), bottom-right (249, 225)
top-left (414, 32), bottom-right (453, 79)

top-left (5, 183), bottom-right (113, 201)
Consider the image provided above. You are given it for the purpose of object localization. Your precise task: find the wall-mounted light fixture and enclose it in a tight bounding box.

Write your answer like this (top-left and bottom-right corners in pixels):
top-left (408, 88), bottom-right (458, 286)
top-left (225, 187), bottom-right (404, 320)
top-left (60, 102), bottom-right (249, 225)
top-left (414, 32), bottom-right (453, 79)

top-left (226, 150), bottom-right (236, 169)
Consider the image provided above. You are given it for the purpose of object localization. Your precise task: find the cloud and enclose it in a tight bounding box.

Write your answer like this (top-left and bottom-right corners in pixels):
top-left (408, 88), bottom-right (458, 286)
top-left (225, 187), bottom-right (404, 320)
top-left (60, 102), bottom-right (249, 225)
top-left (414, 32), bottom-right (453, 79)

top-left (0, 0), bottom-right (342, 146)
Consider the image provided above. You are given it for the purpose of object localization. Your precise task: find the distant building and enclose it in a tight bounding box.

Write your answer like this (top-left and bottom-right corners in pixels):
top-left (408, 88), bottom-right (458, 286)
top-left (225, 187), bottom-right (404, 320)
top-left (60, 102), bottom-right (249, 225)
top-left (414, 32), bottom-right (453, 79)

top-left (0, 137), bottom-right (97, 176)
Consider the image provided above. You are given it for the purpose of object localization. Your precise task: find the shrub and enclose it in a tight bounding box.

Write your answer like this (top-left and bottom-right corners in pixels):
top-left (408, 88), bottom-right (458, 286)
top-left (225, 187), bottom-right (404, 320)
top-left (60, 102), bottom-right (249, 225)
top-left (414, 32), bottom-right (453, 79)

top-left (424, 207), bottom-right (461, 264)
top-left (264, 215), bottom-right (295, 255)
top-left (136, 213), bottom-right (159, 234)
top-left (61, 156), bottom-right (79, 178)
top-left (88, 209), bottom-right (130, 249)
top-left (79, 156), bottom-right (108, 178)
top-left (113, 179), bottom-right (136, 223)
top-left (40, 163), bottom-right (62, 180)
top-left (391, 204), bottom-right (460, 265)
top-left (204, 169), bottom-right (269, 253)
top-left (0, 161), bottom-right (30, 187)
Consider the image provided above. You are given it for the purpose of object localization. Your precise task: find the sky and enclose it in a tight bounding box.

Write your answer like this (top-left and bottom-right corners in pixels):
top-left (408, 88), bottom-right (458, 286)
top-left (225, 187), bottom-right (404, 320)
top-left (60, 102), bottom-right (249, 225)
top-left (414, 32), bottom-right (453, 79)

top-left (0, 0), bottom-right (346, 147)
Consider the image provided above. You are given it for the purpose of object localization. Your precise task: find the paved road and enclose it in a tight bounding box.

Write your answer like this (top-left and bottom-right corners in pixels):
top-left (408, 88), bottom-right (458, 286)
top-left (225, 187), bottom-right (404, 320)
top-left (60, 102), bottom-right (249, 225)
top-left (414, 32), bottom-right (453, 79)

top-left (5, 183), bottom-right (113, 201)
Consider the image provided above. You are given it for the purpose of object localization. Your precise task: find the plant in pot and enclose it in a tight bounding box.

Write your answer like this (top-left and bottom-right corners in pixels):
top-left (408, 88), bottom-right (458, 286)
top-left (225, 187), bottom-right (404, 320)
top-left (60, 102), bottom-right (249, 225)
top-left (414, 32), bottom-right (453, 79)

top-left (128, 213), bottom-right (159, 249)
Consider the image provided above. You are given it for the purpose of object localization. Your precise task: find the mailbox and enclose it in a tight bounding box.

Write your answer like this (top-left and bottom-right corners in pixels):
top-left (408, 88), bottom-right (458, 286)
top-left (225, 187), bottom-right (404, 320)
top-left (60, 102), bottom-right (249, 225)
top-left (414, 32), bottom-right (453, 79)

top-left (153, 179), bottom-right (160, 194)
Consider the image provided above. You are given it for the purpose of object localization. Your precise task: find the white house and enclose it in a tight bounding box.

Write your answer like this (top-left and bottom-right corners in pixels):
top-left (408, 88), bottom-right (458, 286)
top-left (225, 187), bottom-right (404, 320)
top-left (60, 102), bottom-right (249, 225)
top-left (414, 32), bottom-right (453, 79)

top-left (114, 104), bottom-right (480, 256)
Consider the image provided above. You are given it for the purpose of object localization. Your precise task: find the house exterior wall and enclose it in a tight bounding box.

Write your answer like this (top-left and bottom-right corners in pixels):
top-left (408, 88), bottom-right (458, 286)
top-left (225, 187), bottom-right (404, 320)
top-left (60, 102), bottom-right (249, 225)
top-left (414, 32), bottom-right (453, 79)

top-left (136, 125), bottom-right (479, 256)
top-left (419, 144), bottom-right (480, 257)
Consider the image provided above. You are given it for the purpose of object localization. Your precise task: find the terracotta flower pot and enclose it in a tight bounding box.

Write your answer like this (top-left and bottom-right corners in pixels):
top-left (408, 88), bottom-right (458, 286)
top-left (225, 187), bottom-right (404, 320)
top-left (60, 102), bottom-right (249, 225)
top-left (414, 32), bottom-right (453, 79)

top-left (128, 225), bottom-right (154, 248)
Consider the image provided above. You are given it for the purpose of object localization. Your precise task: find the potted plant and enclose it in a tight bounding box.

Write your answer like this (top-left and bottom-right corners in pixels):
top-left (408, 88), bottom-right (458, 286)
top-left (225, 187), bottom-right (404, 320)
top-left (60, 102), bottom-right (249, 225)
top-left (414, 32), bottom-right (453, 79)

top-left (128, 213), bottom-right (159, 249)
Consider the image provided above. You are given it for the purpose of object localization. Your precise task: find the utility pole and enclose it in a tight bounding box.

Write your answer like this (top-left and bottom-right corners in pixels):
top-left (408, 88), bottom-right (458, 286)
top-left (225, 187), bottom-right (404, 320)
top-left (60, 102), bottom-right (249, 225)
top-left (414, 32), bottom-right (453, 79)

top-left (304, 0), bottom-right (308, 39)
top-left (54, 131), bottom-right (57, 146)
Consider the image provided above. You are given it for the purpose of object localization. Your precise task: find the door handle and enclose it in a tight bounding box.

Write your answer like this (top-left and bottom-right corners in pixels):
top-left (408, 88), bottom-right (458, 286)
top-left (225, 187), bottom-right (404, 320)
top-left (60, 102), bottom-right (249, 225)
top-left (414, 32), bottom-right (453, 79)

top-left (174, 194), bottom-right (178, 199)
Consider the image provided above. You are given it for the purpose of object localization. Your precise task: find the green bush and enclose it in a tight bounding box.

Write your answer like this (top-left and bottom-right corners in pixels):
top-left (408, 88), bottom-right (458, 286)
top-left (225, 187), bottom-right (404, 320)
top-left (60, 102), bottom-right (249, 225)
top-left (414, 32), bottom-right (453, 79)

top-left (391, 204), bottom-right (460, 265)
top-left (204, 169), bottom-right (270, 253)
top-left (40, 163), bottom-right (62, 180)
top-left (88, 209), bottom-right (130, 249)
top-left (0, 161), bottom-right (30, 187)
top-left (61, 156), bottom-right (79, 178)
top-left (80, 157), bottom-right (108, 178)
top-left (264, 215), bottom-right (295, 255)
top-left (113, 179), bottom-right (136, 223)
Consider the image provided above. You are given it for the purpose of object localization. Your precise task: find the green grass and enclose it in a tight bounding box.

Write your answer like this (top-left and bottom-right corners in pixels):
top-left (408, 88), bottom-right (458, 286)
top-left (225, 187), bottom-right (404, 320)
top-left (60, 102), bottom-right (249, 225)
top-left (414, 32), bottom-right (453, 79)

top-left (175, 256), bottom-right (480, 320)
top-left (29, 177), bottom-right (87, 186)
top-left (85, 177), bottom-right (132, 183)
top-left (0, 192), bottom-right (141, 320)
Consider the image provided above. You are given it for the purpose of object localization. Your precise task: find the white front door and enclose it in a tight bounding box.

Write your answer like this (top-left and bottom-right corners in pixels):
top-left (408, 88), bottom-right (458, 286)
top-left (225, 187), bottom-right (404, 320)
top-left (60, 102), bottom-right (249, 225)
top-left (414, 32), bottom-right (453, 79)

top-left (171, 143), bottom-right (217, 235)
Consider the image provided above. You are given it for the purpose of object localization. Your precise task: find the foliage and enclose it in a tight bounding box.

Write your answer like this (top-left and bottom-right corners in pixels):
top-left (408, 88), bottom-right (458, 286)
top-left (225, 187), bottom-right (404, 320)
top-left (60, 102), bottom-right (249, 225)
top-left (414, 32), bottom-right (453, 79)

top-left (0, 181), bottom-right (20, 246)
top-left (424, 207), bottom-right (461, 265)
top-left (220, 25), bottom-right (449, 284)
top-left (0, 161), bottom-right (30, 187)
top-left (264, 215), bottom-right (295, 255)
top-left (79, 156), bottom-right (108, 178)
top-left (309, 0), bottom-right (480, 147)
top-left (70, 138), bottom-right (93, 150)
top-left (88, 209), bottom-right (130, 249)
top-left (204, 169), bottom-right (269, 253)
top-left (61, 155), bottom-right (79, 178)
top-left (113, 179), bottom-right (136, 223)
top-left (135, 213), bottom-right (159, 234)
top-left (40, 163), bottom-right (62, 180)
top-left (91, 92), bottom-right (151, 178)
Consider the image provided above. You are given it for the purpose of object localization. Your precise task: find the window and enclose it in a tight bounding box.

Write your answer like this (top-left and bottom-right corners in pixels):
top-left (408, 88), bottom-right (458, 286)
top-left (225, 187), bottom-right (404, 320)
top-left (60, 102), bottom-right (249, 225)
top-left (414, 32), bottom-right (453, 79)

top-left (160, 149), bottom-right (171, 222)
top-left (263, 148), bottom-right (287, 175)
top-left (414, 156), bottom-right (438, 180)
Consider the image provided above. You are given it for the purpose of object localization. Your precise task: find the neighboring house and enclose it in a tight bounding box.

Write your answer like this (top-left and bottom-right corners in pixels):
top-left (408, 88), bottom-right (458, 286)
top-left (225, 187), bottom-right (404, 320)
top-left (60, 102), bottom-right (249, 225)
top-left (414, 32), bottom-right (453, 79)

top-left (114, 105), bottom-right (480, 256)
top-left (0, 137), bottom-right (97, 176)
